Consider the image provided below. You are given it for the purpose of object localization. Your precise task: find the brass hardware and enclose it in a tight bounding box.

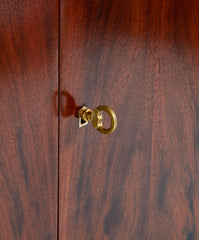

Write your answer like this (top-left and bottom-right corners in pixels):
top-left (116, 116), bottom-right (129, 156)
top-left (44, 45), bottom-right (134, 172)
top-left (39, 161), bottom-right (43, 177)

top-left (79, 105), bottom-right (117, 134)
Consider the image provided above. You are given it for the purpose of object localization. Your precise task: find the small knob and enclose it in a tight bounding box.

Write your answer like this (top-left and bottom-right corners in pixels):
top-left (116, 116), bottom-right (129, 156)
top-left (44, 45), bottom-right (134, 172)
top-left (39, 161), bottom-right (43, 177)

top-left (79, 105), bottom-right (117, 134)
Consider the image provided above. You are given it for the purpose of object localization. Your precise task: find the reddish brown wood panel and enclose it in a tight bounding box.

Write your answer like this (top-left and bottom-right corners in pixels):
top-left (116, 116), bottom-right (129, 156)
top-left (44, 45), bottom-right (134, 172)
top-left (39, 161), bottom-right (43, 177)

top-left (0, 1), bottom-right (58, 239)
top-left (60, 0), bottom-right (199, 239)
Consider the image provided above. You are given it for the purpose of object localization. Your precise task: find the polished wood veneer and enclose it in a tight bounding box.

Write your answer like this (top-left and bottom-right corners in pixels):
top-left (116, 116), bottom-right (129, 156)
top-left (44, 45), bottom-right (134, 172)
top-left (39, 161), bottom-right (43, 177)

top-left (60, 0), bottom-right (199, 239)
top-left (0, 1), bottom-right (58, 239)
top-left (1, 0), bottom-right (199, 239)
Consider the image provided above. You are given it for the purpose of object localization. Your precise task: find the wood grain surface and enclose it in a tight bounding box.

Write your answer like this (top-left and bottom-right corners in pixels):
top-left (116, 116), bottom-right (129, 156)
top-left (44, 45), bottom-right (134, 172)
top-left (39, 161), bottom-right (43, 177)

top-left (0, 1), bottom-right (58, 239)
top-left (60, 0), bottom-right (199, 239)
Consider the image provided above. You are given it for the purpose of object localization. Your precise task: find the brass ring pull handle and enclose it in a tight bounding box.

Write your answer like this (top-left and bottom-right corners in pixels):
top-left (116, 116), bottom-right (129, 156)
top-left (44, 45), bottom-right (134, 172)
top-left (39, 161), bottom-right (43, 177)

top-left (79, 105), bottom-right (117, 134)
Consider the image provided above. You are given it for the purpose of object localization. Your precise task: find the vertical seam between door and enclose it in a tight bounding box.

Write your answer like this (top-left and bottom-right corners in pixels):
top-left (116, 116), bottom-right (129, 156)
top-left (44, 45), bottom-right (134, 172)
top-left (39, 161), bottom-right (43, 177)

top-left (57, 0), bottom-right (60, 239)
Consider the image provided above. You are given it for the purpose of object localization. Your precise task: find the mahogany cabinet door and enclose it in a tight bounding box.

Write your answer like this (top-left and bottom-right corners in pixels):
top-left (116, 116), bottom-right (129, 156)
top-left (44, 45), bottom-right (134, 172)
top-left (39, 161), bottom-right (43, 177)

top-left (0, 1), bottom-right (58, 239)
top-left (60, 0), bottom-right (199, 239)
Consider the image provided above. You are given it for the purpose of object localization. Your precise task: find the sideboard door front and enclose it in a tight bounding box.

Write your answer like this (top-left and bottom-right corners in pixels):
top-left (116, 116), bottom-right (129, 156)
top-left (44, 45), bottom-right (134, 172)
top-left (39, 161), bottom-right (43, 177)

top-left (0, 1), bottom-right (58, 239)
top-left (59, 1), bottom-right (199, 240)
